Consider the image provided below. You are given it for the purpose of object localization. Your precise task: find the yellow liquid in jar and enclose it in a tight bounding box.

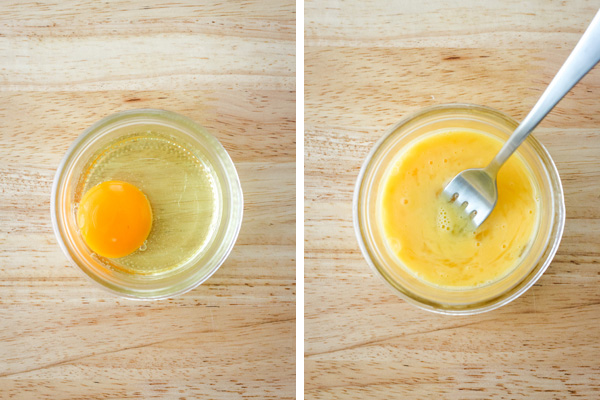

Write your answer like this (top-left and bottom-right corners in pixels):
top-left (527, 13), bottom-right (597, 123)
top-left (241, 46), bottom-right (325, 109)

top-left (379, 130), bottom-right (540, 288)
top-left (76, 132), bottom-right (220, 275)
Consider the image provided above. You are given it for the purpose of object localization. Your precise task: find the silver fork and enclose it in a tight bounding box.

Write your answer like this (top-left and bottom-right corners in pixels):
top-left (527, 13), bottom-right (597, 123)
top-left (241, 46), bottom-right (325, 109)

top-left (442, 9), bottom-right (600, 229)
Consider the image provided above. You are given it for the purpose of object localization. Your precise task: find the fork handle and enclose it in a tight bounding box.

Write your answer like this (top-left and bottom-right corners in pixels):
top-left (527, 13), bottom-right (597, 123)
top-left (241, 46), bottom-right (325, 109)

top-left (486, 8), bottom-right (600, 176)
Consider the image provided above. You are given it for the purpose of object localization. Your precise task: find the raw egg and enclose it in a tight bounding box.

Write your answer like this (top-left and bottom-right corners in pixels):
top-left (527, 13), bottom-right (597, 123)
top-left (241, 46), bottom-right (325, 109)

top-left (77, 180), bottom-right (153, 258)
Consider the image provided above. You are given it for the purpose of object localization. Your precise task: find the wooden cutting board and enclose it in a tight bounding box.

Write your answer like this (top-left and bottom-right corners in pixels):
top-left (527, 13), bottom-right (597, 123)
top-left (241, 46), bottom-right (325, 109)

top-left (305, 0), bottom-right (600, 398)
top-left (0, 1), bottom-right (295, 399)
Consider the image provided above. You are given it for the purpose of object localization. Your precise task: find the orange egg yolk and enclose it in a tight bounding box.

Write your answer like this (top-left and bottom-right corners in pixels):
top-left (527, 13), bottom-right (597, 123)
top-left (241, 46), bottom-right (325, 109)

top-left (77, 180), bottom-right (153, 258)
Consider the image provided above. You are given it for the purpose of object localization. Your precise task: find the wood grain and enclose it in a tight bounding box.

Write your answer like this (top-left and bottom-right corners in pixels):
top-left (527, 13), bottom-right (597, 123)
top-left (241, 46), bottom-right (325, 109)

top-left (305, 1), bottom-right (600, 398)
top-left (0, 2), bottom-right (295, 399)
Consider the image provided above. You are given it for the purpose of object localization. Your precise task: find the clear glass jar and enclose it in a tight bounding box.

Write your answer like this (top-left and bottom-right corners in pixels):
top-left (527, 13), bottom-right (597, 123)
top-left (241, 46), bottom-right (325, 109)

top-left (353, 104), bottom-right (565, 314)
top-left (51, 109), bottom-right (243, 299)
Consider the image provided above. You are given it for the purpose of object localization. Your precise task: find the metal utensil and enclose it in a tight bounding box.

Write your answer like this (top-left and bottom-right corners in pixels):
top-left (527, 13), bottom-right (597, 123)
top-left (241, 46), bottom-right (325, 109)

top-left (442, 9), bottom-right (600, 228)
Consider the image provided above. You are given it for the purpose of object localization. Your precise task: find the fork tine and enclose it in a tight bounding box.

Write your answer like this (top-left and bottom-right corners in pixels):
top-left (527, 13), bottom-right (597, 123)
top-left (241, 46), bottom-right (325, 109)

top-left (441, 168), bottom-right (498, 228)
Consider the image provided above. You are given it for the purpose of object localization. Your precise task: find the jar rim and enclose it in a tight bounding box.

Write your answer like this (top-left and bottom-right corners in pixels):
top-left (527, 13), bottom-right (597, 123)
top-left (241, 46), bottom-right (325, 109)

top-left (51, 109), bottom-right (244, 300)
top-left (353, 103), bottom-right (565, 315)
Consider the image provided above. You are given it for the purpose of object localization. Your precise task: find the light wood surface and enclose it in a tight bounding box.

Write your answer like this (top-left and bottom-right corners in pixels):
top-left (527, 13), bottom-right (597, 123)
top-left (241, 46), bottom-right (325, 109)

top-left (0, 2), bottom-right (295, 399)
top-left (305, 1), bottom-right (600, 398)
